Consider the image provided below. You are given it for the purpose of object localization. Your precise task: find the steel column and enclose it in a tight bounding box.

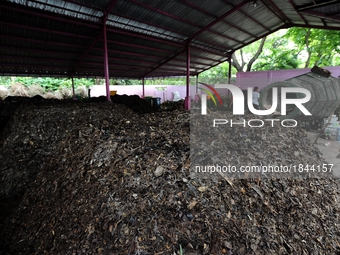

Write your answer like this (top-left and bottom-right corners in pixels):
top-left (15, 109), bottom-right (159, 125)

top-left (142, 77), bottom-right (145, 98)
top-left (72, 75), bottom-right (76, 100)
top-left (185, 44), bottom-right (190, 110)
top-left (228, 57), bottom-right (232, 84)
top-left (103, 23), bottom-right (111, 102)
top-left (196, 74), bottom-right (198, 94)
top-left (194, 74), bottom-right (199, 102)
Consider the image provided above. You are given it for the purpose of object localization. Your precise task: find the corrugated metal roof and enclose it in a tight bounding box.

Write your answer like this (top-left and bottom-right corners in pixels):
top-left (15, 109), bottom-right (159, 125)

top-left (1, 0), bottom-right (340, 78)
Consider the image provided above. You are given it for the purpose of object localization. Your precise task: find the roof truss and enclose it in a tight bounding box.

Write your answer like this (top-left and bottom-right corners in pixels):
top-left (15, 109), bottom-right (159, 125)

top-left (1, 0), bottom-right (340, 79)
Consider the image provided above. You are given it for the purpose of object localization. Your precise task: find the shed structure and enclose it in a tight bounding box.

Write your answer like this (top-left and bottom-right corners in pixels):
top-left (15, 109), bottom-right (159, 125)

top-left (1, 0), bottom-right (340, 107)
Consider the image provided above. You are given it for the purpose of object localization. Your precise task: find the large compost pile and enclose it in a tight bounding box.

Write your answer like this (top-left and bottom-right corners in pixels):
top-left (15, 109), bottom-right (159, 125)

top-left (0, 98), bottom-right (340, 255)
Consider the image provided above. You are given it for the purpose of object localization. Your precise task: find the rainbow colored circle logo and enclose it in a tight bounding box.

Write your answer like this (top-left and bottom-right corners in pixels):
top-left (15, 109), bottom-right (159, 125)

top-left (198, 82), bottom-right (223, 106)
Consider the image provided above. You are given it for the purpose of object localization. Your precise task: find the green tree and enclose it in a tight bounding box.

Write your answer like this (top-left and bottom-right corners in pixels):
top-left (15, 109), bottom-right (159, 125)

top-left (285, 27), bottom-right (340, 67)
top-left (11, 77), bottom-right (95, 91)
top-left (232, 36), bottom-right (266, 72)
top-left (252, 33), bottom-right (300, 70)
top-left (199, 62), bottom-right (234, 84)
top-left (200, 27), bottom-right (340, 80)
top-left (0, 77), bottom-right (12, 86)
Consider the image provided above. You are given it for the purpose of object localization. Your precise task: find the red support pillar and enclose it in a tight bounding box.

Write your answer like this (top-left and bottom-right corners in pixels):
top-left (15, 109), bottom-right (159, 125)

top-left (194, 74), bottom-right (199, 102)
top-left (142, 77), bottom-right (145, 98)
top-left (103, 22), bottom-right (111, 102)
top-left (72, 75), bottom-right (76, 100)
top-left (185, 44), bottom-right (190, 110)
top-left (228, 57), bottom-right (232, 84)
top-left (196, 74), bottom-right (198, 94)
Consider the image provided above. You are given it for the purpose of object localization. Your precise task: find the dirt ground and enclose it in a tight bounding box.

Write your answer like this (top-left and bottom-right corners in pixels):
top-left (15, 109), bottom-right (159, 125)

top-left (307, 131), bottom-right (340, 178)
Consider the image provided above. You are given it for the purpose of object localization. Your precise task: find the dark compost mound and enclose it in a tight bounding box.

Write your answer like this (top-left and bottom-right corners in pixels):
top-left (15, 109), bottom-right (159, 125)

top-left (110, 94), bottom-right (154, 113)
top-left (0, 101), bottom-right (340, 255)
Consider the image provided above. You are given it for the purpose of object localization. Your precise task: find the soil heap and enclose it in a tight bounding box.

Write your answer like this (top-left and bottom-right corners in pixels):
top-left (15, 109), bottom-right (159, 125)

top-left (0, 101), bottom-right (340, 255)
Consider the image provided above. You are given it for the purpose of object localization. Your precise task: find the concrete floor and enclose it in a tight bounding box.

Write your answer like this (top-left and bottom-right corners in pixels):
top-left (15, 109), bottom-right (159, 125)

top-left (306, 131), bottom-right (340, 178)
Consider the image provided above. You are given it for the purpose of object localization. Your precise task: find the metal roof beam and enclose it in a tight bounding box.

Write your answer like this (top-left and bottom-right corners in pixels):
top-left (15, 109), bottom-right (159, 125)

top-left (0, 55), bottom-right (75, 65)
top-left (139, 48), bottom-right (227, 78)
top-left (0, 21), bottom-right (93, 40)
top-left (326, 10), bottom-right (340, 16)
top-left (0, 71), bottom-right (72, 77)
top-left (143, 49), bottom-right (186, 77)
top-left (191, 44), bottom-right (231, 57)
top-left (0, 46), bottom-right (161, 66)
top-left (145, 60), bottom-right (208, 68)
top-left (127, 0), bottom-right (243, 45)
top-left (106, 63), bottom-right (151, 70)
top-left (99, 48), bottom-right (164, 59)
top-left (181, 0), bottom-right (263, 41)
top-left (180, 0), bottom-right (217, 18)
top-left (296, 0), bottom-right (340, 11)
top-left (0, 3), bottom-right (100, 29)
top-left (106, 27), bottom-right (184, 47)
top-left (262, 0), bottom-right (292, 23)
top-left (234, 6), bottom-right (271, 32)
top-left (26, 0), bottom-right (101, 22)
top-left (291, 22), bottom-right (340, 30)
top-left (166, 60), bottom-right (211, 68)
top-left (127, 0), bottom-right (201, 30)
top-left (105, 39), bottom-right (173, 53)
top-left (220, 1), bottom-right (271, 31)
top-left (108, 10), bottom-right (242, 49)
top-left (2, 63), bottom-right (73, 69)
top-left (142, 54), bottom-right (225, 78)
top-left (2, 35), bottom-right (85, 49)
top-left (299, 10), bottom-right (340, 22)
top-left (221, 20), bottom-right (257, 38)
top-left (194, 31), bottom-right (244, 45)
top-left (71, 0), bottom-right (120, 75)
top-left (109, 57), bottom-right (158, 65)
top-left (286, 0), bottom-right (309, 25)
top-left (76, 67), bottom-right (145, 73)
top-left (178, 54), bottom-right (222, 63)
top-left (326, 11), bottom-right (340, 18)
top-left (146, 70), bottom-right (186, 74)
top-left (3, 1), bottom-right (232, 76)
top-left (103, 0), bottom-right (120, 23)
top-left (71, 35), bottom-right (101, 74)
top-left (188, 0), bottom-right (250, 41)
top-left (62, 0), bottom-right (103, 11)
top-left (75, 61), bottom-right (152, 69)
top-left (108, 13), bottom-right (185, 41)
top-left (112, 26), bottom-right (235, 56)
top-left (1, 46), bottom-right (79, 58)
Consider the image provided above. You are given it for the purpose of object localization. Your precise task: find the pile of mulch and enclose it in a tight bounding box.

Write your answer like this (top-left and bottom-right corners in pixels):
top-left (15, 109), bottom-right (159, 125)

top-left (160, 100), bottom-right (185, 111)
top-left (0, 95), bottom-right (155, 134)
top-left (190, 110), bottom-right (329, 179)
top-left (0, 96), bottom-right (61, 135)
top-left (110, 94), bottom-right (154, 113)
top-left (0, 102), bottom-right (340, 255)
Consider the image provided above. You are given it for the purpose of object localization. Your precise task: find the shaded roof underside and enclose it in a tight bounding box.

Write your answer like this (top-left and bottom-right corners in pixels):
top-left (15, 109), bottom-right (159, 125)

top-left (1, 0), bottom-right (340, 79)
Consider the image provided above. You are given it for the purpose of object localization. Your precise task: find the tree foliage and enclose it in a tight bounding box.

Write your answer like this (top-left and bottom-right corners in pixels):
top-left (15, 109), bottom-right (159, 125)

top-left (232, 37), bottom-right (266, 72)
top-left (285, 27), bottom-right (340, 68)
top-left (199, 62), bottom-right (234, 84)
top-left (252, 33), bottom-right (300, 70)
top-left (0, 77), bottom-right (95, 91)
top-left (201, 27), bottom-right (340, 79)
